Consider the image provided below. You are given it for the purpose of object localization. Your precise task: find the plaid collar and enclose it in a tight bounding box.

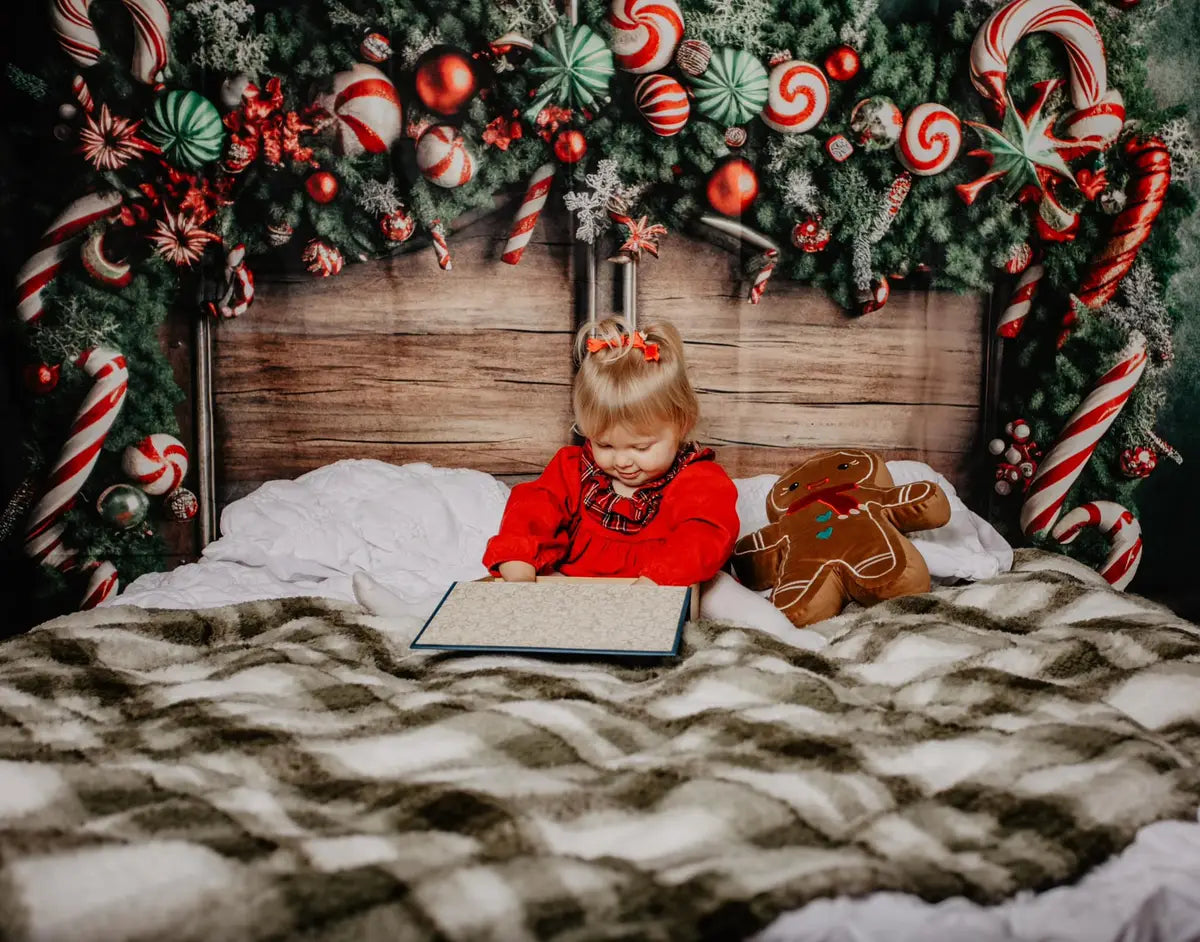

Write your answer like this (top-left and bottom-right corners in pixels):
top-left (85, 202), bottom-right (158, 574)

top-left (580, 442), bottom-right (714, 534)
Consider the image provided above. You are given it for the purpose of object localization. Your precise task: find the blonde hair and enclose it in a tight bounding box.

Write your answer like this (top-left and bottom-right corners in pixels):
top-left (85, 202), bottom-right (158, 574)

top-left (572, 316), bottom-right (699, 440)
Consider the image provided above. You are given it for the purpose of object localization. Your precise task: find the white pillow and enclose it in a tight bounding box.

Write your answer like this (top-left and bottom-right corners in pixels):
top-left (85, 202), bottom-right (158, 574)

top-left (205, 460), bottom-right (510, 604)
top-left (733, 461), bottom-right (1011, 583)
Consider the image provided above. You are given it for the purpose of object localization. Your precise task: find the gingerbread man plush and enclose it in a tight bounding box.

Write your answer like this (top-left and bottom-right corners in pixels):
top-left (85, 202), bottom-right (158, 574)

top-left (733, 450), bottom-right (952, 627)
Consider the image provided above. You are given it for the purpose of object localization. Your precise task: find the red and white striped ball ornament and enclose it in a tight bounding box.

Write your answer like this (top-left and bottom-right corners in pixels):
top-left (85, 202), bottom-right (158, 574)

top-left (320, 63), bottom-right (402, 156)
top-left (122, 433), bottom-right (188, 495)
top-left (896, 103), bottom-right (962, 176)
top-left (416, 124), bottom-right (475, 188)
top-left (302, 239), bottom-right (345, 277)
top-left (635, 74), bottom-right (690, 136)
top-left (609, 0), bottom-right (684, 74)
top-left (761, 60), bottom-right (829, 134)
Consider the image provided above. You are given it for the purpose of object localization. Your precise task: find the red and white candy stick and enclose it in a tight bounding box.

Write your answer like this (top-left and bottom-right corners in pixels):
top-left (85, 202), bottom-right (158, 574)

top-left (80, 560), bottom-right (119, 609)
top-left (997, 252), bottom-right (1044, 338)
top-left (25, 521), bottom-right (78, 571)
top-left (747, 249), bottom-right (778, 304)
top-left (52, 0), bottom-right (171, 85)
top-left (15, 191), bottom-right (123, 323)
top-left (1051, 500), bottom-right (1143, 590)
top-left (1075, 136), bottom-right (1171, 311)
top-left (431, 221), bottom-right (452, 271)
top-left (205, 243), bottom-right (255, 318)
top-left (72, 74), bottom-right (94, 113)
top-left (24, 346), bottom-right (129, 550)
top-left (1020, 332), bottom-right (1148, 537)
top-left (502, 162), bottom-right (555, 265)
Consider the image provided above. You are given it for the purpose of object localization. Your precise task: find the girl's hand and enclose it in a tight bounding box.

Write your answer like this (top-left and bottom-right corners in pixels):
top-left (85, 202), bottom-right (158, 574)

top-left (632, 576), bottom-right (657, 586)
top-left (498, 561), bottom-right (537, 583)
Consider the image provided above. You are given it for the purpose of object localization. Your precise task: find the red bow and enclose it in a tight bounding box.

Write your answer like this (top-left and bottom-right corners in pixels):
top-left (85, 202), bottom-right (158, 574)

top-left (586, 331), bottom-right (660, 361)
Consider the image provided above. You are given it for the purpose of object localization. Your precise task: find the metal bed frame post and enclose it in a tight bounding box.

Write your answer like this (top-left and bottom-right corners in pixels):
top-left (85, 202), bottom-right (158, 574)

top-left (193, 315), bottom-right (216, 550)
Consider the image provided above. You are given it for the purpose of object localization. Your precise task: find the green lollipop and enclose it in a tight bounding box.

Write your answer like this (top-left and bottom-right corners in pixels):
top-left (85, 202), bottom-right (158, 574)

top-left (526, 22), bottom-right (614, 118)
top-left (145, 90), bottom-right (226, 170)
top-left (690, 47), bottom-right (769, 126)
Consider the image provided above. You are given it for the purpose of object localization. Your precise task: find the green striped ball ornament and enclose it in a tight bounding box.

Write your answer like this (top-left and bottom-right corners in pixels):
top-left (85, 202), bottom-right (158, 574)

top-left (145, 90), bottom-right (226, 169)
top-left (527, 22), bottom-right (614, 118)
top-left (689, 48), bottom-right (769, 126)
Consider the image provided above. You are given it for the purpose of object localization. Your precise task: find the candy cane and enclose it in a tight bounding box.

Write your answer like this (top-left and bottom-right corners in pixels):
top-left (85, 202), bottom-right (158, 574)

top-left (1020, 332), bottom-right (1147, 537)
top-left (81, 560), bottom-right (119, 608)
top-left (24, 346), bottom-right (129, 548)
top-left (71, 74), bottom-right (94, 113)
top-left (747, 249), bottom-right (778, 304)
top-left (997, 253), bottom-right (1044, 338)
top-left (1075, 137), bottom-right (1171, 311)
top-left (15, 191), bottom-right (123, 323)
top-left (971, 0), bottom-right (1106, 117)
top-left (431, 221), bottom-right (452, 271)
top-left (205, 243), bottom-right (255, 318)
top-left (1051, 500), bottom-right (1142, 590)
top-left (51, 0), bottom-right (171, 86)
top-left (502, 162), bottom-right (555, 265)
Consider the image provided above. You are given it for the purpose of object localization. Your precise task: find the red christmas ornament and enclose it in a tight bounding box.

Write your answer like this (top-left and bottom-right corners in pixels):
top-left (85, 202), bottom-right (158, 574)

top-left (306, 170), bottom-right (339, 204)
top-left (791, 217), bottom-right (830, 253)
top-left (414, 48), bottom-right (479, 116)
top-left (381, 208), bottom-right (416, 243)
top-left (553, 129), bottom-right (587, 164)
top-left (988, 419), bottom-right (1041, 496)
top-left (706, 158), bottom-right (759, 217)
top-left (24, 363), bottom-right (60, 394)
top-left (824, 45), bottom-right (860, 82)
top-left (1120, 446), bottom-right (1157, 478)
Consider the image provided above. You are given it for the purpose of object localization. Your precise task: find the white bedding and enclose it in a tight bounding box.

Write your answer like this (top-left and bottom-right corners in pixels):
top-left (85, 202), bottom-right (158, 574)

top-left (104, 459), bottom-right (1200, 942)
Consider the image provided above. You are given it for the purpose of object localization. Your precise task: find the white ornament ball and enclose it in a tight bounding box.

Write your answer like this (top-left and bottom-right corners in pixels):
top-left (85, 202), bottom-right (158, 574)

top-left (122, 433), bottom-right (189, 496)
top-left (761, 60), bottom-right (829, 134)
top-left (988, 438), bottom-right (1006, 456)
top-left (320, 63), bottom-right (402, 156)
top-left (416, 124), bottom-right (475, 188)
top-left (1011, 419), bottom-right (1031, 441)
top-left (995, 479), bottom-right (1012, 496)
top-left (1004, 446), bottom-right (1021, 465)
top-left (220, 73), bottom-right (253, 110)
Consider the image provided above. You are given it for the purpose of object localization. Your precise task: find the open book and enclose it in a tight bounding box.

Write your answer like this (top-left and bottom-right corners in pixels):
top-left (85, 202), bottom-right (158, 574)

top-left (411, 577), bottom-right (697, 657)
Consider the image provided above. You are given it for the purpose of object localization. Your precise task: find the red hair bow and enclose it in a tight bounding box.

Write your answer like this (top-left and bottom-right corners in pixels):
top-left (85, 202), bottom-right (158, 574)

top-left (586, 331), bottom-right (660, 361)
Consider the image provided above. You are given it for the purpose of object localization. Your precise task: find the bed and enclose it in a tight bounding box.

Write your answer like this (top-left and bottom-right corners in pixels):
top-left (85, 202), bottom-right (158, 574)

top-left (4, 210), bottom-right (1200, 941)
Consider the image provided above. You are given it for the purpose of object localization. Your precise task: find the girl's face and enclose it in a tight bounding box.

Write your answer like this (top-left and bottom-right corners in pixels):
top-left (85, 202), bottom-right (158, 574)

top-left (590, 421), bottom-right (681, 488)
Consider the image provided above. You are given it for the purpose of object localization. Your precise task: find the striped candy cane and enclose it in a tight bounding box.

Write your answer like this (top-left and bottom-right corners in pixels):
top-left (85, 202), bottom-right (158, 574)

top-left (52, 0), bottom-right (171, 86)
top-left (1051, 500), bottom-right (1142, 590)
top-left (80, 561), bottom-right (119, 608)
top-left (72, 74), bottom-right (94, 113)
top-left (1020, 332), bottom-right (1148, 537)
top-left (431, 221), bottom-right (452, 271)
top-left (997, 253), bottom-right (1043, 338)
top-left (15, 191), bottom-right (123, 323)
top-left (24, 346), bottom-right (129, 548)
top-left (502, 162), bottom-right (555, 265)
top-left (747, 249), bottom-right (778, 304)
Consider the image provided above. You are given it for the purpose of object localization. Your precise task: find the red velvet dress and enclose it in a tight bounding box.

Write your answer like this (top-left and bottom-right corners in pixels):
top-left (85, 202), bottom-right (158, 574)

top-left (482, 445), bottom-right (740, 586)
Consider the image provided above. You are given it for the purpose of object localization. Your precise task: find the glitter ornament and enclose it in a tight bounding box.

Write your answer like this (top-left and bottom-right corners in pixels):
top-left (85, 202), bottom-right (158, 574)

top-left (97, 483), bottom-right (150, 530)
top-left (849, 97), bottom-right (903, 150)
top-left (724, 126), bottom-right (747, 148)
top-left (1120, 446), bottom-right (1157, 478)
top-left (553, 128), bottom-right (588, 163)
top-left (791, 218), bottom-right (831, 253)
top-left (303, 239), bottom-right (345, 277)
top-left (824, 45), bottom-right (860, 82)
top-left (267, 221), bottom-right (294, 246)
top-left (360, 32), bottom-right (392, 63)
top-left (381, 209), bottom-right (416, 242)
top-left (165, 487), bottom-right (199, 522)
top-left (24, 363), bottom-right (61, 394)
top-left (675, 38), bottom-right (712, 76)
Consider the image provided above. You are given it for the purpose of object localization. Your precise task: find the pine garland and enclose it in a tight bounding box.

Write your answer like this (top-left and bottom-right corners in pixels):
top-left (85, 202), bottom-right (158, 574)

top-left (4, 0), bottom-right (1197, 610)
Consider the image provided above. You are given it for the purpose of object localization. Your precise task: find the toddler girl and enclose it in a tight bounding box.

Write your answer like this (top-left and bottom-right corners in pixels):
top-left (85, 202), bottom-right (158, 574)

top-left (483, 316), bottom-right (739, 586)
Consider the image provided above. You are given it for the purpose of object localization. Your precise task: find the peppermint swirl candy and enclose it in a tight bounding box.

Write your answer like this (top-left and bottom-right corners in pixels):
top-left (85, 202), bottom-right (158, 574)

top-left (609, 0), bottom-right (684, 74)
top-left (145, 90), bottom-right (225, 169)
top-left (761, 60), bottom-right (828, 134)
top-left (896, 103), bottom-right (962, 176)
top-left (689, 47), bottom-right (769, 127)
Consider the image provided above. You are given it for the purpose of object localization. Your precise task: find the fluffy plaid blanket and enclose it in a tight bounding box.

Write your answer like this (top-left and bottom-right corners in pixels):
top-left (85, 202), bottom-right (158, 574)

top-left (1, 553), bottom-right (1199, 941)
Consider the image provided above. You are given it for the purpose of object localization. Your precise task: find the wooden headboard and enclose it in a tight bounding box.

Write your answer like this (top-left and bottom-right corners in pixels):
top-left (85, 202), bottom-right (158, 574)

top-left (210, 205), bottom-right (993, 516)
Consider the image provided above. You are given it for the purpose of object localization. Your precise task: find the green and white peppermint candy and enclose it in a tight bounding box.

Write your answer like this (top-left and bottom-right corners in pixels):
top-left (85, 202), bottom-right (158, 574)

top-left (145, 90), bottom-right (225, 170)
top-left (527, 22), bottom-right (614, 118)
top-left (690, 47), bottom-right (769, 127)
